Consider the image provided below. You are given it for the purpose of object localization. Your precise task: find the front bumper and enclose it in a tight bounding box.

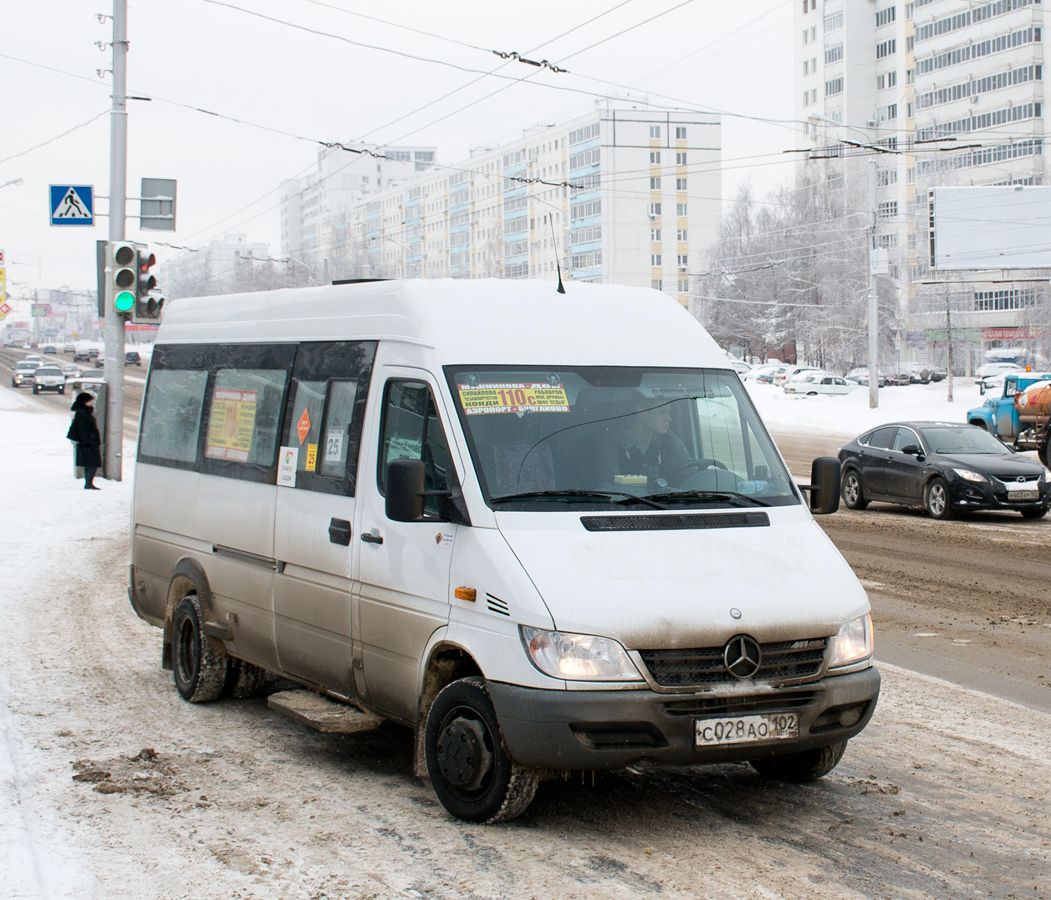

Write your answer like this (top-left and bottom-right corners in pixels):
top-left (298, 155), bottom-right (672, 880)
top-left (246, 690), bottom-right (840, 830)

top-left (949, 477), bottom-right (1050, 513)
top-left (487, 666), bottom-right (880, 771)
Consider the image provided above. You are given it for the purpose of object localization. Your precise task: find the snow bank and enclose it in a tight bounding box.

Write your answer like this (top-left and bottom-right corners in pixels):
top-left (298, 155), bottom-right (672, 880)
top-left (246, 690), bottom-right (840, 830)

top-left (746, 378), bottom-right (986, 438)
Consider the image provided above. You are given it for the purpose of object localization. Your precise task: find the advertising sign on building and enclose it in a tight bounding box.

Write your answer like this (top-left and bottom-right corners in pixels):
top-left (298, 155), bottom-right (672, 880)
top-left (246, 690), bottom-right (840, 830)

top-left (981, 326), bottom-right (1034, 341)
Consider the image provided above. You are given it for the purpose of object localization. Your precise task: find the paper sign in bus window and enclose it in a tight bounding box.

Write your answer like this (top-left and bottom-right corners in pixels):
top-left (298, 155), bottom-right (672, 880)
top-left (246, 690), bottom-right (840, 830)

top-left (325, 428), bottom-right (344, 463)
top-left (206, 389), bottom-right (258, 461)
top-left (458, 382), bottom-right (569, 415)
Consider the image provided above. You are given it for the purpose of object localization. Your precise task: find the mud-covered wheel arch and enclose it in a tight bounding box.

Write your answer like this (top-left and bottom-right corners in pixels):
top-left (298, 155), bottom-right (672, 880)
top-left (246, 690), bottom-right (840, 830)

top-left (413, 645), bottom-right (483, 778)
top-left (161, 559), bottom-right (218, 672)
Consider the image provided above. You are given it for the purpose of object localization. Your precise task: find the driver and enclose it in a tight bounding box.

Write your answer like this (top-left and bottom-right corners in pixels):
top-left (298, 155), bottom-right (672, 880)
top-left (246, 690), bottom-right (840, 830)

top-left (595, 396), bottom-right (691, 488)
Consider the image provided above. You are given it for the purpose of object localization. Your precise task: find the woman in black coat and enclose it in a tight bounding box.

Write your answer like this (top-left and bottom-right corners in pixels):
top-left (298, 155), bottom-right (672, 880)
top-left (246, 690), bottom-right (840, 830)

top-left (68, 392), bottom-right (102, 489)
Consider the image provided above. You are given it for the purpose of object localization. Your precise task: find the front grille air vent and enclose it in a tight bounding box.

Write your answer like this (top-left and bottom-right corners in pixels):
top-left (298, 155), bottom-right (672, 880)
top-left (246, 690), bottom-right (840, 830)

top-left (661, 692), bottom-right (817, 718)
top-left (639, 638), bottom-right (827, 687)
top-left (486, 593), bottom-right (510, 617)
top-left (581, 512), bottom-right (769, 532)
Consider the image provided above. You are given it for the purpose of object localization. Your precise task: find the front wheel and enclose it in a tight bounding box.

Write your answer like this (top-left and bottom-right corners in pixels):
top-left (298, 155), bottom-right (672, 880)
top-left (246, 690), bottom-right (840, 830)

top-left (172, 594), bottom-right (228, 702)
top-left (425, 677), bottom-right (539, 824)
top-left (925, 476), bottom-right (954, 520)
top-left (841, 470), bottom-right (868, 510)
top-left (750, 740), bottom-right (847, 783)
top-left (1021, 507), bottom-right (1048, 520)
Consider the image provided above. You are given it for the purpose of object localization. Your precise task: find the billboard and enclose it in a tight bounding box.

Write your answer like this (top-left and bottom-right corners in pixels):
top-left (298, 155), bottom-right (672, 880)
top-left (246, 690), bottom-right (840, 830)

top-left (929, 186), bottom-right (1051, 270)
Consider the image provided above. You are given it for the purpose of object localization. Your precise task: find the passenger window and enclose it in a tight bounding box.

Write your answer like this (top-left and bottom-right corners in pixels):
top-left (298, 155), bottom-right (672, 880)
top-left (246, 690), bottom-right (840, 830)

top-left (378, 380), bottom-right (455, 515)
top-left (140, 369), bottom-right (207, 465)
top-left (892, 429), bottom-right (919, 452)
top-left (205, 367), bottom-right (288, 469)
top-left (866, 427), bottom-right (897, 450)
top-left (282, 341), bottom-right (376, 496)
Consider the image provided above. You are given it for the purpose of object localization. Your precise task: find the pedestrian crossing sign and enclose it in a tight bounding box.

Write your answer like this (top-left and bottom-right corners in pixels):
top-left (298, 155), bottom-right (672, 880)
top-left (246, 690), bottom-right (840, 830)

top-left (50, 185), bottom-right (94, 226)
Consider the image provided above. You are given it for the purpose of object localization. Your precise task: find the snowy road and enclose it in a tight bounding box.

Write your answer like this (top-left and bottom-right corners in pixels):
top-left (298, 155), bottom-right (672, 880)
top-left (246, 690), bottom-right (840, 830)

top-left (3, 383), bottom-right (1051, 899)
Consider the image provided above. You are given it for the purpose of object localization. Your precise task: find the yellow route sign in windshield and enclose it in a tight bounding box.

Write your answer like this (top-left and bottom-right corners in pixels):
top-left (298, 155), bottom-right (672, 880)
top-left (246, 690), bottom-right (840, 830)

top-left (458, 382), bottom-right (569, 415)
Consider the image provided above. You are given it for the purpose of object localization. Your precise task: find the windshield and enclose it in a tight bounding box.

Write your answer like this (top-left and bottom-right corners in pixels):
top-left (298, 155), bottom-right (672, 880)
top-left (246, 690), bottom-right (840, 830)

top-left (920, 426), bottom-right (1011, 455)
top-left (446, 366), bottom-right (800, 511)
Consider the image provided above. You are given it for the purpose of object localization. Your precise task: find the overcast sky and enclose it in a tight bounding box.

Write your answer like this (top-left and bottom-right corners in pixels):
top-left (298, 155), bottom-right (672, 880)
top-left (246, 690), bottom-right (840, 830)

top-left (0, 0), bottom-right (798, 296)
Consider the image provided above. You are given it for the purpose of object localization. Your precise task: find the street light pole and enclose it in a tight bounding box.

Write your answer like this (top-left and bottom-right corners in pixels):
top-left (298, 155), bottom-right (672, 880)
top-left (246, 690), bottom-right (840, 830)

top-left (104, 0), bottom-right (128, 481)
top-left (867, 159), bottom-right (879, 409)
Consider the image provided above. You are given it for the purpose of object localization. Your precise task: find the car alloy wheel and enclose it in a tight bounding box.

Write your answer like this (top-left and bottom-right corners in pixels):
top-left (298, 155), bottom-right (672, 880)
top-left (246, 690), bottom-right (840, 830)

top-left (925, 477), bottom-right (954, 520)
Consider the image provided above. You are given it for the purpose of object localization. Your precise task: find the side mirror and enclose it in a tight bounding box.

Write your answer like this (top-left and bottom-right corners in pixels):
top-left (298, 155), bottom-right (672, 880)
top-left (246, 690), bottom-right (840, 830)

top-left (804, 457), bottom-right (841, 515)
top-left (386, 459), bottom-right (426, 522)
top-left (900, 444), bottom-right (922, 457)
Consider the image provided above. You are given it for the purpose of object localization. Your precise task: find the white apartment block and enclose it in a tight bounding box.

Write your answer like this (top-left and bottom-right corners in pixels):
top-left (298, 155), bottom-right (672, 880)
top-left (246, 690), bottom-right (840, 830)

top-left (280, 144), bottom-right (438, 280)
top-left (279, 103), bottom-right (721, 306)
top-left (794, 0), bottom-right (1048, 360)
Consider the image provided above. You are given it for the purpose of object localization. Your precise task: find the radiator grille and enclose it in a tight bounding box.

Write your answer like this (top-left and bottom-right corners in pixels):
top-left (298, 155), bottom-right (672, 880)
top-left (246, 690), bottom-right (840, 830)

top-left (639, 638), bottom-right (827, 687)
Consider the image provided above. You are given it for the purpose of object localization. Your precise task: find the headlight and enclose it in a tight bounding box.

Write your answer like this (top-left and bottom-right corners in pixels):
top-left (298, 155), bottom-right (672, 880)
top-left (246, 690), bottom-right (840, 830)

top-left (953, 468), bottom-right (987, 483)
top-left (828, 614), bottom-right (873, 668)
top-left (520, 626), bottom-right (643, 681)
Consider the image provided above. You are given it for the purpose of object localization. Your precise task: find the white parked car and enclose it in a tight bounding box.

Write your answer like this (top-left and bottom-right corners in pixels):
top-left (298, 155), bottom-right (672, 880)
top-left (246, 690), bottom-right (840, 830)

top-left (975, 362), bottom-right (1022, 385)
top-left (784, 372), bottom-right (859, 396)
top-left (742, 364), bottom-right (787, 384)
top-left (775, 365), bottom-right (823, 387)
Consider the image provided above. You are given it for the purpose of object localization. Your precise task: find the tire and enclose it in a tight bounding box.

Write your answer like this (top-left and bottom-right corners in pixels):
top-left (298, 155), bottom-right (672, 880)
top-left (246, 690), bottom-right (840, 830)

top-left (925, 476), bottom-right (954, 520)
top-left (841, 470), bottom-right (868, 510)
top-left (32, 385), bottom-right (39, 394)
top-left (425, 676), bottom-right (539, 824)
top-left (1021, 507), bottom-right (1048, 520)
top-left (750, 740), bottom-right (847, 783)
top-left (58, 386), bottom-right (65, 395)
top-left (171, 594), bottom-right (228, 702)
top-left (1039, 436), bottom-right (1050, 470)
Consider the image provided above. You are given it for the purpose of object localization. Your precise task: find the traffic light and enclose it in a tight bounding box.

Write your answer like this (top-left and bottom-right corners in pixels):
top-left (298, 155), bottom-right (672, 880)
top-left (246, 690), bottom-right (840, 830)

top-left (133, 246), bottom-right (164, 322)
top-left (108, 242), bottom-right (137, 315)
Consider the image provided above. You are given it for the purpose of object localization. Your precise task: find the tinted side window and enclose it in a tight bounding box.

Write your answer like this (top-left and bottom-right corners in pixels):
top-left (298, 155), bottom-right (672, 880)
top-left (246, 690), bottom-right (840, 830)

top-left (139, 343), bottom-right (295, 482)
top-left (378, 380), bottom-right (455, 515)
top-left (205, 368), bottom-right (287, 468)
top-left (139, 369), bottom-right (208, 465)
top-left (891, 428), bottom-right (919, 452)
top-left (281, 341), bottom-right (376, 496)
top-left (866, 426), bottom-right (897, 450)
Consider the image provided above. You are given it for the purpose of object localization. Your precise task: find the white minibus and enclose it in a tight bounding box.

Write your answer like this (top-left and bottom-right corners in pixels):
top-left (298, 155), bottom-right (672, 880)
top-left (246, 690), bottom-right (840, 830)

top-left (129, 279), bottom-right (879, 823)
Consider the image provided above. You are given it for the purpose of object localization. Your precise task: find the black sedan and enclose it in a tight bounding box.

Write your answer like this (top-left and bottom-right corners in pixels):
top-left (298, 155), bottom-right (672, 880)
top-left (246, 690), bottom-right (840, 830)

top-left (838, 421), bottom-right (1049, 520)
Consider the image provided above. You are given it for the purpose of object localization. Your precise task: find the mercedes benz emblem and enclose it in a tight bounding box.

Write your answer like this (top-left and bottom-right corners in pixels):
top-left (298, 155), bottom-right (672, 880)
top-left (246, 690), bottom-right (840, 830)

top-left (723, 635), bottom-right (762, 679)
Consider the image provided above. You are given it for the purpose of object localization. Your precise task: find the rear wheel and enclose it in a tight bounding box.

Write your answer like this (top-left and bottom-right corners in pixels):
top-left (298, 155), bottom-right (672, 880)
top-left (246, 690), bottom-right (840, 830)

top-left (925, 477), bottom-right (954, 520)
top-left (425, 676), bottom-right (539, 824)
top-left (172, 594), bottom-right (228, 702)
top-left (750, 740), bottom-right (847, 783)
top-left (841, 470), bottom-right (868, 510)
top-left (1039, 435), bottom-right (1050, 469)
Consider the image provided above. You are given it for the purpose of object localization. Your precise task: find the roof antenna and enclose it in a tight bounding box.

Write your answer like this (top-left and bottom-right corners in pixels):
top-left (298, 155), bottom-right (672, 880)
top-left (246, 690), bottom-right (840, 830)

top-left (549, 218), bottom-right (566, 294)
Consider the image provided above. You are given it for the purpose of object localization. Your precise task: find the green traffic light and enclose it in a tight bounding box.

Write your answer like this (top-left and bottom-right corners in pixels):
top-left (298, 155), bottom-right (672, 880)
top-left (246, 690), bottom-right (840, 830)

top-left (115, 290), bottom-right (135, 313)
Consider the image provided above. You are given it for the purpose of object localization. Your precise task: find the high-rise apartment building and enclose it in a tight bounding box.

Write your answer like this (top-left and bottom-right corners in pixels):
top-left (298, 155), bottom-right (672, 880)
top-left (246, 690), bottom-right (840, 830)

top-left (794, 0), bottom-right (1047, 362)
top-left (279, 103), bottom-right (721, 305)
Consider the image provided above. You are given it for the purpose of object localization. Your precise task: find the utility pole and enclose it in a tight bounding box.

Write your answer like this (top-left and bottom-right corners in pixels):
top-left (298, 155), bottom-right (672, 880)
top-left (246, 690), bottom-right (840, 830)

top-left (867, 158), bottom-right (879, 409)
top-left (105, 0), bottom-right (128, 481)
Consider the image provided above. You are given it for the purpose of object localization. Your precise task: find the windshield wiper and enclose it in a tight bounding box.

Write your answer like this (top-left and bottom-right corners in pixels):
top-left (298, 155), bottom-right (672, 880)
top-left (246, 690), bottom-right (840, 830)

top-left (491, 490), bottom-right (667, 510)
top-left (641, 490), bottom-right (772, 507)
